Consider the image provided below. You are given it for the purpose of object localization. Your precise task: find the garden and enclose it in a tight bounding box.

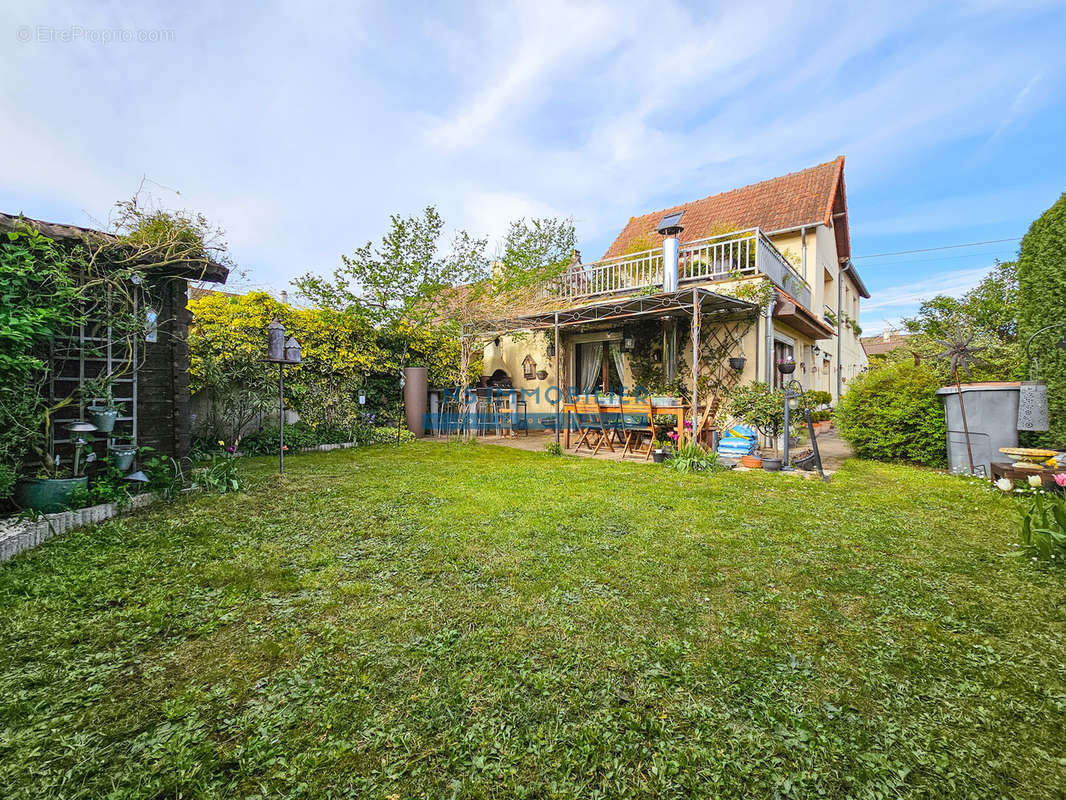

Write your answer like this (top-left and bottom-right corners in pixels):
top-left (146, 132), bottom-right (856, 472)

top-left (1, 442), bottom-right (1065, 798)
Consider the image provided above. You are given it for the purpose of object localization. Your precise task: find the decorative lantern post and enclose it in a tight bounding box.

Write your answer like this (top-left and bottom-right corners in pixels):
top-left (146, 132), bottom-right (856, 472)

top-left (265, 319), bottom-right (301, 475)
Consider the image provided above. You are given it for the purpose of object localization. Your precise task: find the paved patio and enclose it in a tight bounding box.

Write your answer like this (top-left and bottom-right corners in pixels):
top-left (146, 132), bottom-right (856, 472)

top-left (428, 428), bottom-right (854, 470)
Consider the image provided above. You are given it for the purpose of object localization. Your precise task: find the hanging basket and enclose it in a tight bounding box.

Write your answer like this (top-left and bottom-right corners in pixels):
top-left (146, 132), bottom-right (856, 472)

top-left (728, 356), bottom-right (747, 371)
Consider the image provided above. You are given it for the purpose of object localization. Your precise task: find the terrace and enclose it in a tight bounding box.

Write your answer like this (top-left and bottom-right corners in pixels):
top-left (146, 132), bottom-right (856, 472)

top-left (551, 228), bottom-right (812, 310)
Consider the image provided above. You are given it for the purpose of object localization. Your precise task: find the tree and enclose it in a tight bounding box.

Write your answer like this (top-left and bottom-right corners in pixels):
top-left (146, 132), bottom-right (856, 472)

top-left (898, 260), bottom-right (1020, 380)
top-left (1017, 193), bottom-right (1066, 446)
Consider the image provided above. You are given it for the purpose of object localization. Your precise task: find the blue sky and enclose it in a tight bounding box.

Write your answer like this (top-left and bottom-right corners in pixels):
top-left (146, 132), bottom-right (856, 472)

top-left (3, 0), bottom-right (1065, 334)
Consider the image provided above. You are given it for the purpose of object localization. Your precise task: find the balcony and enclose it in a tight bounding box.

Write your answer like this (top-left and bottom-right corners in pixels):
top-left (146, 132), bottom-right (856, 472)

top-left (551, 229), bottom-right (812, 310)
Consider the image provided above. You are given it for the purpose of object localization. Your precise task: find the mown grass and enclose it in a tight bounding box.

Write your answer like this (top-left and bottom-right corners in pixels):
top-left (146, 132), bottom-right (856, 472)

top-left (1, 442), bottom-right (1064, 798)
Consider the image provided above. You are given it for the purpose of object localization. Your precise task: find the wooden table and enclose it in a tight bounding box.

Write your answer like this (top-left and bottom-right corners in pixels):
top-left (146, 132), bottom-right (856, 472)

top-left (991, 460), bottom-right (1062, 487)
top-left (562, 400), bottom-right (689, 449)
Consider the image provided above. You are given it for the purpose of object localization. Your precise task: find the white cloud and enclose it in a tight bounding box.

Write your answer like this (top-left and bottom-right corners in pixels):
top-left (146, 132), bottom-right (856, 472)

top-left (1, 0), bottom-right (1064, 292)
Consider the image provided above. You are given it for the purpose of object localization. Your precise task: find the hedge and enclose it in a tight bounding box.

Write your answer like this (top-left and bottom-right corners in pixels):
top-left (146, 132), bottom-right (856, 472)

top-left (1018, 192), bottom-right (1066, 447)
top-left (835, 361), bottom-right (947, 467)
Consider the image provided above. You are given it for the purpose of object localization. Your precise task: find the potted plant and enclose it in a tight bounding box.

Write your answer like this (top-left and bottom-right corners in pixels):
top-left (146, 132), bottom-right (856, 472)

top-left (13, 423), bottom-right (97, 513)
top-left (651, 438), bottom-right (673, 463)
top-left (81, 375), bottom-right (123, 433)
top-left (728, 356), bottom-right (747, 371)
top-left (108, 434), bottom-right (138, 471)
top-left (727, 381), bottom-right (792, 473)
top-left (777, 356), bottom-right (796, 375)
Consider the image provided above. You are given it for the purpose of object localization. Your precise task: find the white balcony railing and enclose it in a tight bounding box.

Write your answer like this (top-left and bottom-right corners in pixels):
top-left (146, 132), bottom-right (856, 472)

top-left (551, 229), bottom-right (812, 309)
top-left (551, 247), bottom-right (663, 303)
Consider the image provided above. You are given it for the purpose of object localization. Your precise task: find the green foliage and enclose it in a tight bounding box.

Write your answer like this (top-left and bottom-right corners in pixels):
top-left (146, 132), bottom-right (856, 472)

top-left (805, 389), bottom-right (832, 408)
top-left (295, 206), bottom-right (488, 330)
top-left (1018, 193), bottom-right (1066, 446)
top-left (0, 228), bottom-right (88, 496)
top-left (897, 260), bottom-right (1021, 381)
top-left (188, 291), bottom-right (399, 440)
top-left (544, 440), bottom-right (562, 456)
top-left (727, 382), bottom-right (790, 455)
top-left (1018, 490), bottom-right (1066, 563)
top-left (370, 426), bottom-right (415, 445)
top-left (667, 441), bottom-right (723, 473)
top-left (139, 448), bottom-right (188, 501)
top-left (232, 421), bottom-right (362, 456)
top-left (727, 277), bottom-right (774, 308)
top-left (836, 361), bottom-right (947, 467)
top-left (195, 452), bottom-right (245, 494)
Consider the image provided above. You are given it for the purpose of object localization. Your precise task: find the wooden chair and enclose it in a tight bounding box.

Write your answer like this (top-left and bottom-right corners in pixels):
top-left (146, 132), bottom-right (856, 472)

top-left (573, 397), bottom-right (614, 455)
top-left (620, 395), bottom-right (655, 459)
top-left (694, 397), bottom-right (722, 447)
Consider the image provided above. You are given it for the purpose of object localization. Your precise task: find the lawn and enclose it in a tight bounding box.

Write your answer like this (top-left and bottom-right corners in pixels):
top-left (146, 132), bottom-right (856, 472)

top-left (1, 442), bottom-right (1064, 798)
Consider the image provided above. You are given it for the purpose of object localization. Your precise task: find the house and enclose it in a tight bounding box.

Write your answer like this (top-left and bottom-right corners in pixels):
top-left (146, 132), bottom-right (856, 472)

top-left (861, 329), bottom-right (913, 360)
top-left (0, 212), bottom-right (229, 462)
top-left (476, 157), bottom-right (869, 430)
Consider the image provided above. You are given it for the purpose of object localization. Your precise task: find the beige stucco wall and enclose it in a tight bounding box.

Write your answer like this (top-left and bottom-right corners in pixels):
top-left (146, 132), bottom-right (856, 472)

top-left (481, 332), bottom-right (563, 414)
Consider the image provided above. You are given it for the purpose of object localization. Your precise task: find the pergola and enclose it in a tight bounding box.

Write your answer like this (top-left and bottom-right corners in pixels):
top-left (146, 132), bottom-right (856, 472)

top-left (464, 288), bottom-right (759, 443)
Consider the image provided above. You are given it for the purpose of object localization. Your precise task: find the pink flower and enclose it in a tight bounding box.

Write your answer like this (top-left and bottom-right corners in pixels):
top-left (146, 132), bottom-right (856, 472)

top-left (1055, 473), bottom-right (1066, 487)
top-left (668, 431), bottom-right (678, 441)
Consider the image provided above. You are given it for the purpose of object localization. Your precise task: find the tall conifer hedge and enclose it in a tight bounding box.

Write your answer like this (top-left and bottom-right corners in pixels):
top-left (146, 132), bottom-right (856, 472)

top-left (1017, 193), bottom-right (1066, 447)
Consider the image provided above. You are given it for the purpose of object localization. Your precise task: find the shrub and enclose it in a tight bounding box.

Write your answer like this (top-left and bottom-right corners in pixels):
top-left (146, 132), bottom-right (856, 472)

top-left (835, 361), bottom-right (946, 467)
top-left (370, 426), bottom-right (414, 445)
top-left (231, 422), bottom-right (358, 456)
top-left (1017, 193), bottom-right (1066, 446)
top-left (544, 440), bottom-right (562, 456)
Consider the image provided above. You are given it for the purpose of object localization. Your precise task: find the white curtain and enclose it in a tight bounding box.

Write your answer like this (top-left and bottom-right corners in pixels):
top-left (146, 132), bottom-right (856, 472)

top-left (580, 343), bottom-right (603, 394)
top-left (610, 343), bottom-right (627, 394)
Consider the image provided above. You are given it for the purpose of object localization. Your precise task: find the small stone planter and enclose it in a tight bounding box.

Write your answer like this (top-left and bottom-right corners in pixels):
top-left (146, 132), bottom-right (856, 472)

top-left (762, 457), bottom-right (783, 471)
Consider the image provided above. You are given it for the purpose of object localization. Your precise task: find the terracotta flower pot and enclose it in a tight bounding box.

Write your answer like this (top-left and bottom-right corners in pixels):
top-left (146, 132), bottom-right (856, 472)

top-left (739, 454), bottom-right (762, 469)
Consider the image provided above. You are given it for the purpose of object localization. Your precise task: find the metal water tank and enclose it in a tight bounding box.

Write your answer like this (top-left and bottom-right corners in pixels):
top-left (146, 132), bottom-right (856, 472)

top-left (936, 382), bottom-right (1020, 475)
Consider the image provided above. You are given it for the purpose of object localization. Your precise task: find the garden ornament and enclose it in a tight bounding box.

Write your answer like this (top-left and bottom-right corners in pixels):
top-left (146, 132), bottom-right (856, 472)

top-left (935, 325), bottom-right (986, 476)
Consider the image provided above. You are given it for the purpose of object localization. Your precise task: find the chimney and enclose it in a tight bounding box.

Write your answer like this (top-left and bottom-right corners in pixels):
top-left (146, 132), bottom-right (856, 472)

top-left (280, 290), bottom-right (289, 304)
top-left (656, 212), bottom-right (684, 293)
top-left (883, 329), bottom-right (892, 342)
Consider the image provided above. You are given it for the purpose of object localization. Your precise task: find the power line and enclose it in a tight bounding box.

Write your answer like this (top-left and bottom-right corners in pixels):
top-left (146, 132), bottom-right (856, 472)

top-left (853, 237), bottom-right (1021, 259)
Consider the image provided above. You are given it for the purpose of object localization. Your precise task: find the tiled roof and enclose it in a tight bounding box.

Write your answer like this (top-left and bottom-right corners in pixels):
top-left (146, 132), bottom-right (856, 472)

top-left (860, 333), bottom-right (912, 357)
top-left (602, 157), bottom-right (846, 260)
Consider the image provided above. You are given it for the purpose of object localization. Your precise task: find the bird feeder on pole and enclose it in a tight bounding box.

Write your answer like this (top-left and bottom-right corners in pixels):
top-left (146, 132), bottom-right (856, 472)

top-left (265, 319), bottom-right (302, 475)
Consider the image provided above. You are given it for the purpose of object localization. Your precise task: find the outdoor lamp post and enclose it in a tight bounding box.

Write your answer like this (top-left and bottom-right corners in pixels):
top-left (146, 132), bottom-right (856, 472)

top-left (266, 319), bottom-right (302, 475)
top-left (781, 380), bottom-right (802, 471)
